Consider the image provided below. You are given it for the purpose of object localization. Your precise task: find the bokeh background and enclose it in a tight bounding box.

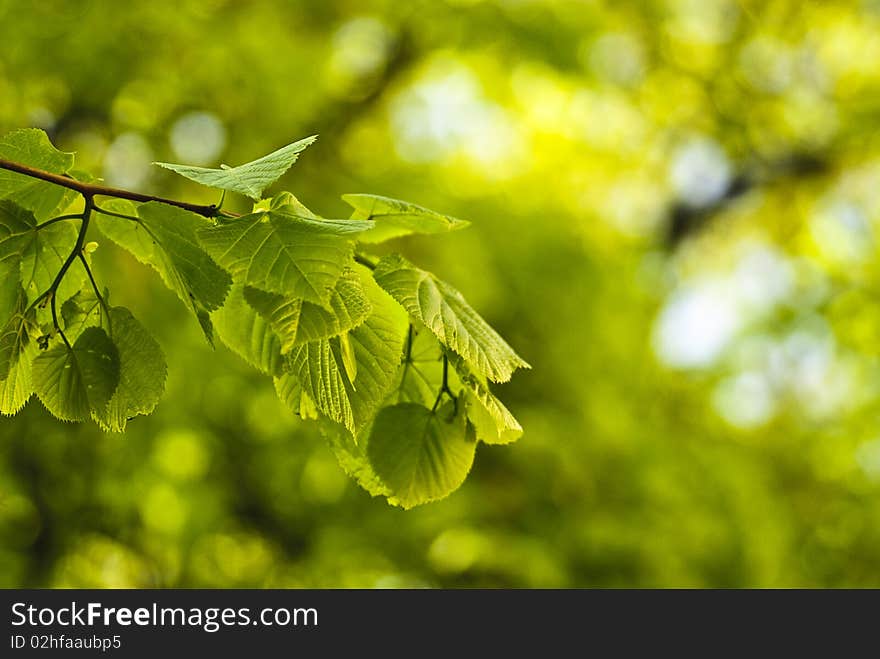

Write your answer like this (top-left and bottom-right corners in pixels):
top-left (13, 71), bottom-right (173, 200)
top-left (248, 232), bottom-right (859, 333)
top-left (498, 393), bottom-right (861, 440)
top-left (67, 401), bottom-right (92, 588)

top-left (2, 0), bottom-right (880, 587)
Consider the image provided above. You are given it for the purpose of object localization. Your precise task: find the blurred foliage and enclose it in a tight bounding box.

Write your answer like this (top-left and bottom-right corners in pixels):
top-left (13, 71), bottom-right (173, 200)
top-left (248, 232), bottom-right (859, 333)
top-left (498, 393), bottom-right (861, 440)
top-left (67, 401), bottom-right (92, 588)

top-left (3, 0), bottom-right (880, 587)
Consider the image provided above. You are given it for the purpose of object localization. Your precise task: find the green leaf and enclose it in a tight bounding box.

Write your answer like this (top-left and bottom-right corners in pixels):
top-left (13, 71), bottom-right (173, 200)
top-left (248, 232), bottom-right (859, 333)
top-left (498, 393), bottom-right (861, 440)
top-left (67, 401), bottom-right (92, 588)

top-left (197, 208), bottom-right (372, 305)
top-left (286, 268), bottom-right (408, 434)
top-left (137, 202), bottom-right (231, 311)
top-left (0, 258), bottom-right (21, 331)
top-left (60, 289), bottom-right (105, 341)
top-left (451, 356), bottom-right (522, 445)
top-left (213, 282), bottom-right (282, 376)
top-left (342, 194), bottom-right (470, 244)
top-left (93, 199), bottom-right (153, 261)
top-left (20, 218), bottom-right (82, 307)
top-left (0, 287), bottom-right (37, 415)
top-left (32, 327), bottom-right (120, 422)
top-left (0, 199), bottom-right (35, 267)
top-left (366, 401), bottom-right (475, 509)
top-left (95, 200), bottom-right (231, 342)
top-left (373, 254), bottom-right (530, 383)
top-left (322, 420), bottom-right (394, 501)
top-left (273, 372), bottom-right (318, 419)
top-left (93, 307), bottom-right (167, 432)
top-left (243, 266), bottom-right (372, 353)
top-left (0, 200), bottom-right (82, 312)
top-left (386, 327), bottom-right (458, 406)
top-left (339, 332), bottom-right (357, 382)
top-left (154, 135), bottom-right (317, 200)
top-left (0, 129), bottom-right (76, 220)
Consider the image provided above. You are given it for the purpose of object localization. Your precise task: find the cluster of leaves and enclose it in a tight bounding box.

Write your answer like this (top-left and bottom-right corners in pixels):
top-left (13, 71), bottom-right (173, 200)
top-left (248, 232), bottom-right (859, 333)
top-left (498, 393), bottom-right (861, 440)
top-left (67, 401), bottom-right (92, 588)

top-left (0, 128), bottom-right (528, 508)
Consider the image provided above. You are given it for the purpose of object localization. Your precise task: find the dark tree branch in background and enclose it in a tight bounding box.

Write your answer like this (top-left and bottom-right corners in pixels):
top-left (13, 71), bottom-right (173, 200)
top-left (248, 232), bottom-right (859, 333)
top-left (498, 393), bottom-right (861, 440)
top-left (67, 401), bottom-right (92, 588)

top-left (665, 151), bottom-right (830, 248)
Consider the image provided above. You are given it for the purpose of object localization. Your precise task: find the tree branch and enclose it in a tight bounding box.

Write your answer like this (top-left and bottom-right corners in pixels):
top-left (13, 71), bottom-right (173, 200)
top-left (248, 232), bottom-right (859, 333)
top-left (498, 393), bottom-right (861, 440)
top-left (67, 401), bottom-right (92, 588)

top-left (0, 158), bottom-right (219, 217)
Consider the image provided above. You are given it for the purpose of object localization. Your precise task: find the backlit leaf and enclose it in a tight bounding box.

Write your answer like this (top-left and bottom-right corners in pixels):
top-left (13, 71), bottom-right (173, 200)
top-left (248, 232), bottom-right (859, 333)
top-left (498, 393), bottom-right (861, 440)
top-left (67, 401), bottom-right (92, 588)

top-left (32, 327), bottom-right (120, 422)
top-left (155, 136), bottom-right (317, 200)
top-left (373, 254), bottom-right (529, 383)
top-left (197, 208), bottom-right (371, 305)
top-left (366, 401), bottom-right (475, 509)
top-left (343, 194), bottom-right (470, 243)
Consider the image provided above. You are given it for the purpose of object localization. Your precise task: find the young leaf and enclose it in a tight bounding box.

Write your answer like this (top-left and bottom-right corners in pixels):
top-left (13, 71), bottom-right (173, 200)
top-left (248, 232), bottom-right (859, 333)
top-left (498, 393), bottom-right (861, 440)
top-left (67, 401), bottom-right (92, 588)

top-left (137, 202), bottom-right (231, 312)
top-left (243, 267), bottom-right (372, 352)
top-left (0, 258), bottom-right (21, 331)
top-left (154, 136), bottom-right (317, 200)
top-left (60, 289), bottom-right (105, 341)
top-left (0, 129), bottom-right (76, 220)
top-left (273, 372), bottom-right (318, 420)
top-left (366, 401), bottom-right (475, 509)
top-left (451, 356), bottom-right (522, 445)
top-left (96, 200), bottom-right (231, 342)
top-left (93, 307), bottom-right (167, 432)
top-left (0, 200), bottom-right (81, 306)
top-left (342, 194), bottom-right (470, 244)
top-left (20, 219), bottom-right (82, 307)
top-left (286, 269), bottom-right (408, 434)
top-left (322, 420), bottom-right (395, 501)
top-left (0, 200), bottom-right (35, 264)
top-left (197, 208), bottom-right (371, 305)
top-left (373, 254), bottom-right (530, 383)
top-left (32, 327), bottom-right (120, 422)
top-left (0, 287), bottom-right (37, 415)
top-left (213, 282), bottom-right (282, 376)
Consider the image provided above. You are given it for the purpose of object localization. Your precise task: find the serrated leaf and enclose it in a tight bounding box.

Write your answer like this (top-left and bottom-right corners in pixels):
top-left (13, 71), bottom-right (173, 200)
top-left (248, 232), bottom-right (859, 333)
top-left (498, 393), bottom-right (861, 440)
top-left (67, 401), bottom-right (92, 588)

top-left (0, 258), bottom-right (21, 331)
top-left (154, 136), bottom-right (317, 200)
top-left (0, 200), bottom-right (82, 307)
top-left (32, 327), bottom-right (120, 422)
top-left (272, 193), bottom-right (320, 218)
top-left (244, 267), bottom-right (372, 352)
top-left (367, 401), bottom-right (475, 509)
top-left (339, 332), bottom-right (357, 382)
top-left (287, 269), bottom-right (407, 434)
top-left (386, 327), bottom-right (459, 407)
top-left (60, 289), bottom-right (105, 341)
top-left (213, 282), bottom-right (282, 376)
top-left (96, 200), bottom-right (231, 343)
top-left (92, 307), bottom-right (166, 432)
top-left (93, 199), bottom-right (153, 261)
top-left (450, 356), bottom-right (522, 445)
top-left (373, 254), bottom-right (529, 383)
top-left (20, 220), bottom-right (82, 307)
top-left (0, 129), bottom-right (76, 220)
top-left (197, 208), bottom-right (371, 305)
top-left (273, 372), bottom-right (318, 419)
top-left (343, 194), bottom-right (470, 243)
top-left (137, 203), bottom-right (231, 312)
top-left (322, 420), bottom-right (394, 501)
top-left (0, 200), bottom-right (35, 267)
top-left (0, 286), bottom-right (37, 414)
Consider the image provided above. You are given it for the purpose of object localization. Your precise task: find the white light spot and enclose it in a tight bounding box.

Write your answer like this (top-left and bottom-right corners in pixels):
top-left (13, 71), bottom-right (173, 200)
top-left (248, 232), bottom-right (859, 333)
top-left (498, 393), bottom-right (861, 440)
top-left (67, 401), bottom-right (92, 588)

top-left (712, 371), bottom-right (776, 428)
top-left (331, 17), bottom-right (393, 78)
top-left (170, 112), bottom-right (226, 166)
top-left (587, 32), bottom-right (645, 85)
top-left (669, 137), bottom-right (732, 208)
top-left (653, 278), bottom-right (741, 368)
top-left (103, 133), bottom-right (153, 189)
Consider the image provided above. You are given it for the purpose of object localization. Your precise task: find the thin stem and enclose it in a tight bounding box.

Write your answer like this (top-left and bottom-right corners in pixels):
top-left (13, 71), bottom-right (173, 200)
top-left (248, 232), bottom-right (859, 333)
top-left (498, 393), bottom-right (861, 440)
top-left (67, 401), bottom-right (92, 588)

top-left (46, 196), bottom-right (96, 348)
top-left (354, 253), bottom-right (377, 270)
top-left (78, 253), bottom-right (111, 325)
top-left (93, 204), bottom-right (140, 223)
top-left (0, 158), bottom-right (219, 218)
top-left (36, 213), bottom-right (83, 230)
top-left (398, 324), bottom-right (415, 399)
top-left (432, 353), bottom-right (455, 412)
